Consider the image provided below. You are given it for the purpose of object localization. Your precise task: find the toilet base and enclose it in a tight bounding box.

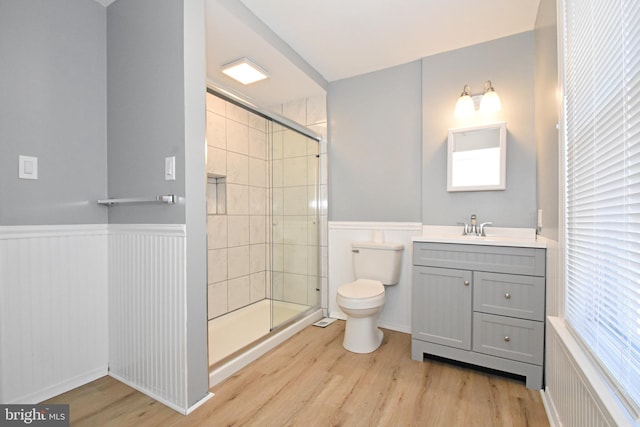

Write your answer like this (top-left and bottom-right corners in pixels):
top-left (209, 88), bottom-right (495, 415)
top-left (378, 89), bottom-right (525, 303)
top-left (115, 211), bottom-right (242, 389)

top-left (342, 313), bottom-right (384, 353)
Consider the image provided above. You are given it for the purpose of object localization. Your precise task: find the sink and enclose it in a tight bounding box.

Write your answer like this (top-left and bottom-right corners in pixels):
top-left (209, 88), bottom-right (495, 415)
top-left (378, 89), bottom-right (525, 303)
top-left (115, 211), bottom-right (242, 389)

top-left (413, 226), bottom-right (546, 248)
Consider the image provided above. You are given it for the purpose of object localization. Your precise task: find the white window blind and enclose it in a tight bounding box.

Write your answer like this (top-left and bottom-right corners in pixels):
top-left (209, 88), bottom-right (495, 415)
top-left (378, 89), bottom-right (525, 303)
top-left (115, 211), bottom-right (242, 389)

top-left (564, 0), bottom-right (640, 411)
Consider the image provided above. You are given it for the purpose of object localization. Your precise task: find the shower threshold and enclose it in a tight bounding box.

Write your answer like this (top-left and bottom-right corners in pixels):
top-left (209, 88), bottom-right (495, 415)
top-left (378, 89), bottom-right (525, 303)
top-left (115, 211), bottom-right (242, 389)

top-left (208, 301), bottom-right (322, 388)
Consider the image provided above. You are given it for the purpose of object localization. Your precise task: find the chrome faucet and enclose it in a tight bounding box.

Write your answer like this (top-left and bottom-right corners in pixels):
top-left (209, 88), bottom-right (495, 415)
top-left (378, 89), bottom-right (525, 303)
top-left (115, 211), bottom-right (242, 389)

top-left (479, 221), bottom-right (492, 237)
top-left (469, 214), bottom-right (478, 235)
top-left (458, 214), bottom-right (492, 236)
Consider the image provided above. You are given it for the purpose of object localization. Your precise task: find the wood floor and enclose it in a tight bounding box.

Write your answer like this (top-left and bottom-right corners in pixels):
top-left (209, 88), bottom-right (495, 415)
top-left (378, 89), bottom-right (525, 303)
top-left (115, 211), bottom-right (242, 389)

top-left (44, 321), bottom-right (549, 426)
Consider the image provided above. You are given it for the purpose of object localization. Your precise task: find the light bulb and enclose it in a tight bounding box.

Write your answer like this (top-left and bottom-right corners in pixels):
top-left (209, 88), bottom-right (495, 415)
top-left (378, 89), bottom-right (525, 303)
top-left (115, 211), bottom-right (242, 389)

top-left (480, 81), bottom-right (501, 113)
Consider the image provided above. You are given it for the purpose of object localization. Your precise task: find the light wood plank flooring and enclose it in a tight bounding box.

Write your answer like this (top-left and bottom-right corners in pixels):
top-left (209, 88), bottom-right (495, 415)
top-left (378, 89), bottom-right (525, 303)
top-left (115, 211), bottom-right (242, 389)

top-left (45, 320), bottom-right (549, 426)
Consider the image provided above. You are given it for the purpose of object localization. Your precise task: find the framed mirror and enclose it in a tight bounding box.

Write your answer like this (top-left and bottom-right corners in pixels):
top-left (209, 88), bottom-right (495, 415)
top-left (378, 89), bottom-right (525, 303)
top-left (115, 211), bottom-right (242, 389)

top-left (447, 122), bottom-right (507, 192)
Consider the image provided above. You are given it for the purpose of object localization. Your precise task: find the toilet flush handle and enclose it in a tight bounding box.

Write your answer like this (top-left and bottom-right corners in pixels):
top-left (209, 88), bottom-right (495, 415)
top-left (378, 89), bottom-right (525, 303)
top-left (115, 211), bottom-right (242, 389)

top-left (352, 249), bottom-right (360, 253)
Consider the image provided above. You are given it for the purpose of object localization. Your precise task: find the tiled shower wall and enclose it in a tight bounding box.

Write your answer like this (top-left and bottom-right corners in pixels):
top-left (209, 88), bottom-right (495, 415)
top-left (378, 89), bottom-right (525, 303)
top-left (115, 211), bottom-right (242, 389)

top-left (271, 125), bottom-right (319, 306)
top-left (205, 92), bottom-right (329, 320)
top-left (269, 96), bottom-right (328, 310)
top-left (206, 93), bottom-right (269, 319)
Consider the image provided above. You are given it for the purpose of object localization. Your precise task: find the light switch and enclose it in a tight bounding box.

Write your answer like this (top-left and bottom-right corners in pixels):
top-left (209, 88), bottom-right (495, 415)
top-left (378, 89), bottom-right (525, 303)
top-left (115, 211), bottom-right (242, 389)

top-left (19, 155), bottom-right (38, 180)
top-left (165, 156), bottom-right (176, 181)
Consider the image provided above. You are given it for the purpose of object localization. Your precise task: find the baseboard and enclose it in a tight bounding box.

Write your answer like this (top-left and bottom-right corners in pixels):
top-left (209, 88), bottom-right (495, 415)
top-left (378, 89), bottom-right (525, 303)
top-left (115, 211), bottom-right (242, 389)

top-left (540, 388), bottom-right (562, 427)
top-left (185, 392), bottom-right (215, 415)
top-left (109, 372), bottom-right (194, 415)
top-left (20, 367), bottom-right (107, 404)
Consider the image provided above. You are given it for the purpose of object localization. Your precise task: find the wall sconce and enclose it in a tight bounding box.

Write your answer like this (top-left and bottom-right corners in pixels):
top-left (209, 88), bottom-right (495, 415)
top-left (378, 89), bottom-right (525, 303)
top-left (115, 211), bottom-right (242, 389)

top-left (454, 85), bottom-right (474, 118)
top-left (454, 80), bottom-right (501, 117)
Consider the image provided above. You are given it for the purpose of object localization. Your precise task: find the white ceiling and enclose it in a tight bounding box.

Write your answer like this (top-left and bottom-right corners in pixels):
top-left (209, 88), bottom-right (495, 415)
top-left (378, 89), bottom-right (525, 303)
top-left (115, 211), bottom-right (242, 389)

top-left (94, 0), bottom-right (541, 109)
top-left (239, 0), bottom-right (541, 83)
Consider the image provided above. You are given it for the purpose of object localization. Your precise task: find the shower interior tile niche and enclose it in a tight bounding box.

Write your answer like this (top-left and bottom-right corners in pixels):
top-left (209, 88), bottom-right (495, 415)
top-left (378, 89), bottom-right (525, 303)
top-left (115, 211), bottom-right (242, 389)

top-left (207, 177), bottom-right (226, 215)
top-left (206, 91), bottom-right (326, 367)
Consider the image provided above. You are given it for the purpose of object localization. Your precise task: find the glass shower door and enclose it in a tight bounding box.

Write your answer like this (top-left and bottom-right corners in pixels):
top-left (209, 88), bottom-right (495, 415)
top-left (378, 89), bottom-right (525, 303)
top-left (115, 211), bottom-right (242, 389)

top-left (270, 124), bottom-right (320, 330)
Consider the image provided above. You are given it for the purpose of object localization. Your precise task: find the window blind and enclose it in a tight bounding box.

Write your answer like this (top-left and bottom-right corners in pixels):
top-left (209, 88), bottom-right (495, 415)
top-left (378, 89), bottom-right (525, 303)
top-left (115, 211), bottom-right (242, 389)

top-left (564, 0), bottom-right (640, 411)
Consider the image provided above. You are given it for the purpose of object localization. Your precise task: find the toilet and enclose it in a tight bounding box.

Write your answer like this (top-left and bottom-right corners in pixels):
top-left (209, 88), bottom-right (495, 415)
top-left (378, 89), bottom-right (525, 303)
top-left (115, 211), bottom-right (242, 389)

top-left (336, 235), bottom-right (404, 353)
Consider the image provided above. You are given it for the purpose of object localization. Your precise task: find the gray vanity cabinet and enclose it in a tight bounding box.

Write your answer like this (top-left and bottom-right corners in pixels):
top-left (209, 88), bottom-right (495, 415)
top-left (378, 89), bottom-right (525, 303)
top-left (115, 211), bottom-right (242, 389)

top-left (411, 242), bottom-right (546, 389)
top-left (412, 267), bottom-right (472, 350)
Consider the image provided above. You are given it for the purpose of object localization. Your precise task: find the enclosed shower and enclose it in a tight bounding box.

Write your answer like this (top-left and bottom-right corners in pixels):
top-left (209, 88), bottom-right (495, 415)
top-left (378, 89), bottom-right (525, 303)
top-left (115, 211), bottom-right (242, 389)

top-left (205, 90), bottom-right (322, 367)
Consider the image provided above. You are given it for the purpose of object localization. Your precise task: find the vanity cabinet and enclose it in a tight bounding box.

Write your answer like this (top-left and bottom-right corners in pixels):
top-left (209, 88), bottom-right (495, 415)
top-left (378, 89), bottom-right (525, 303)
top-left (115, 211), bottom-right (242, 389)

top-left (411, 242), bottom-right (546, 389)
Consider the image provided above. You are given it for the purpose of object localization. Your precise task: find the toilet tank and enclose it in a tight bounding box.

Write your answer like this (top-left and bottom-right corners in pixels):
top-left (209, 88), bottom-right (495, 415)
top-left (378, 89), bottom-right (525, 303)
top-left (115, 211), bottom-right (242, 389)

top-left (352, 241), bottom-right (404, 285)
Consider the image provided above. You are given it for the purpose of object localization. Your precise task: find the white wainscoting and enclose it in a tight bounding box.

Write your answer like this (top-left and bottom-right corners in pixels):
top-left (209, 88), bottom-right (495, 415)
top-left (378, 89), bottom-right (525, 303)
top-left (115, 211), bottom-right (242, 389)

top-left (543, 317), bottom-right (635, 427)
top-left (108, 224), bottom-right (193, 413)
top-left (0, 225), bottom-right (108, 404)
top-left (328, 221), bottom-right (423, 333)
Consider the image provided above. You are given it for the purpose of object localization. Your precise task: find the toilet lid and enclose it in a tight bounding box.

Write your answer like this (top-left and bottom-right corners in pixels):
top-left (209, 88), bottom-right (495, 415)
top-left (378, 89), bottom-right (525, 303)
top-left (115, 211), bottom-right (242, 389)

top-left (338, 279), bottom-right (384, 299)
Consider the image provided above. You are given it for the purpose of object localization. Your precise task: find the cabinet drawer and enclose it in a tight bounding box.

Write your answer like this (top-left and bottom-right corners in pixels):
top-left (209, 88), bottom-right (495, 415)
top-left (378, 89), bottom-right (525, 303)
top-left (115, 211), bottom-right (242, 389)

top-left (472, 313), bottom-right (543, 365)
top-left (473, 272), bottom-right (545, 321)
top-left (413, 243), bottom-right (545, 276)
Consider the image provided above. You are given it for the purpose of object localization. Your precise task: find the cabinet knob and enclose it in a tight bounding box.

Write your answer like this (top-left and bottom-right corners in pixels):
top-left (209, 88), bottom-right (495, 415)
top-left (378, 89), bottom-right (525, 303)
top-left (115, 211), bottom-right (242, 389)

top-left (504, 293), bottom-right (511, 299)
top-left (504, 336), bottom-right (511, 342)
top-left (464, 280), bottom-right (470, 286)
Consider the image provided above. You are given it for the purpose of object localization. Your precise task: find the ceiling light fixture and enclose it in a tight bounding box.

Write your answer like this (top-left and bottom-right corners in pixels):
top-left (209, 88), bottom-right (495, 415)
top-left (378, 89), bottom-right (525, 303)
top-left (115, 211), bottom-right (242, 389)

top-left (454, 81), bottom-right (501, 117)
top-left (221, 58), bottom-right (268, 85)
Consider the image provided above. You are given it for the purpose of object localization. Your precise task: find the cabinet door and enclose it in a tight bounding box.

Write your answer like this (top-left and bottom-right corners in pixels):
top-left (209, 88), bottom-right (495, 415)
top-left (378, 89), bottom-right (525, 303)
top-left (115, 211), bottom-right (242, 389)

top-left (412, 266), bottom-right (472, 350)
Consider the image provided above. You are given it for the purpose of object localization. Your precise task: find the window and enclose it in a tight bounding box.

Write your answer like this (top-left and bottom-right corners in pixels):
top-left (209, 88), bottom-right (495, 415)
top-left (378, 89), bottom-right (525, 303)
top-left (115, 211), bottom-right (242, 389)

top-left (564, 0), bottom-right (640, 412)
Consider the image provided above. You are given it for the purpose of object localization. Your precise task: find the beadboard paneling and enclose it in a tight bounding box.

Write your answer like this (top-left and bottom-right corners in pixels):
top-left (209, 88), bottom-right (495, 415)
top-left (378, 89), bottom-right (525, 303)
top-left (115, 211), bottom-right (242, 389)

top-left (108, 224), bottom-right (189, 412)
top-left (328, 221), bottom-right (422, 333)
top-left (544, 317), bottom-right (628, 426)
top-left (0, 225), bottom-right (108, 404)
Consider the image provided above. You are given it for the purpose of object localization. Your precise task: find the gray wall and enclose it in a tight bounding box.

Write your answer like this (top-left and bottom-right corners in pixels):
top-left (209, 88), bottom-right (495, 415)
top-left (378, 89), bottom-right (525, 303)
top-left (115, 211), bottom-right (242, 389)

top-left (534, 0), bottom-right (559, 240)
top-left (183, 0), bottom-right (210, 407)
top-left (107, 0), bottom-right (208, 405)
top-left (0, 0), bottom-right (107, 225)
top-left (422, 32), bottom-right (537, 228)
top-left (328, 61), bottom-right (422, 222)
top-left (107, 0), bottom-right (186, 224)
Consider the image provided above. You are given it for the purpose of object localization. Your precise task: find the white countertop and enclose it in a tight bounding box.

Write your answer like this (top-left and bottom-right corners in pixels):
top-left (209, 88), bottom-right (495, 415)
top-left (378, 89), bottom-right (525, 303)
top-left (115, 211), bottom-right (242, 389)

top-left (412, 225), bottom-right (548, 248)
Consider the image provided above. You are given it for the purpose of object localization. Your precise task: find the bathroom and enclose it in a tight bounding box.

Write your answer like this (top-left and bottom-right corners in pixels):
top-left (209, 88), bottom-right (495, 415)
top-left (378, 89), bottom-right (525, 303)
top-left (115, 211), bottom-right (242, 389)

top-left (0, 0), bottom-right (551, 408)
top-left (1, 0), bottom-right (636, 425)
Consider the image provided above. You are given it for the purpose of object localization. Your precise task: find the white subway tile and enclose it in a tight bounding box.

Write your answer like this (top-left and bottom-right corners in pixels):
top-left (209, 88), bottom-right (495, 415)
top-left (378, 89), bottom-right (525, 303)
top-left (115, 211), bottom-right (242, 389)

top-left (249, 216), bottom-right (266, 244)
top-left (226, 120), bottom-right (249, 155)
top-left (206, 93), bottom-right (225, 115)
top-left (207, 215), bottom-right (227, 249)
top-left (208, 281), bottom-right (228, 319)
top-left (226, 152), bottom-right (249, 185)
top-left (227, 245), bottom-right (250, 279)
top-left (206, 112), bottom-right (226, 149)
top-left (226, 184), bottom-right (249, 215)
top-left (227, 215), bottom-right (249, 247)
top-left (208, 248), bottom-right (228, 284)
top-left (250, 243), bottom-right (266, 274)
top-left (227, 276), bottom-right (251, 311)
top-left (226, 102), bottom-right (249, 125)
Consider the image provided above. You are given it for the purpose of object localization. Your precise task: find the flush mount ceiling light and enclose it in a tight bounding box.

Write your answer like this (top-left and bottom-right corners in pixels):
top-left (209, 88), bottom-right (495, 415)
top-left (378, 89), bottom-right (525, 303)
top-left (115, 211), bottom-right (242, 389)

top-left (454, 81), bottom-right (501, 117)
top-left (221, 58), bottom-right (268, 85)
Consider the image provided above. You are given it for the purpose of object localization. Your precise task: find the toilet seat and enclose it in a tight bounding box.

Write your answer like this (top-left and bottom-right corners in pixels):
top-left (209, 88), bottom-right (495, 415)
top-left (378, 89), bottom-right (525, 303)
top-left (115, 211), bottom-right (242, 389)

top-left (337, 279), bottom-right (385, 310)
